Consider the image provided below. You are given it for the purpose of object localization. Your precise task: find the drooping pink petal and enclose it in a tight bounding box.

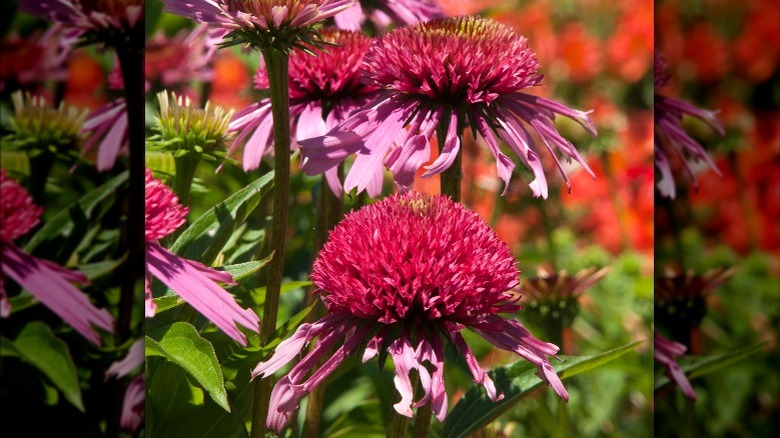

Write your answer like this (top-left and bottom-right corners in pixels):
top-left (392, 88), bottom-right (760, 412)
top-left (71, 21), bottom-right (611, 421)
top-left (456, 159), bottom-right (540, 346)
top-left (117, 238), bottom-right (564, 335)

top-left (450, 330), bottom-right (502, 401)
top-left (106, 339), bottom-right (144, 379)
top-left (120, 375), bottom-right (145, 433)
top-left (654, 332), bottom-right (697, 400)
top-left (0, 243), bottom-right (114, 346)
top-left (145, 242), bottom-right (259, 346)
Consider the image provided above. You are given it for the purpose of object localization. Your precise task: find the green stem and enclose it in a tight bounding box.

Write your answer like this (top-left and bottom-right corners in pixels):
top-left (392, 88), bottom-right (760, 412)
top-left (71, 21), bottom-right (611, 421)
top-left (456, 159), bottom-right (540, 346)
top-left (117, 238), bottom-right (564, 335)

top-left (437, 119), bottom-right (462, 202)
top-left (109, 39), bottom-right (144, 438)
top-left (412, 403), bottom-right (432, 438)
top-left (250, 49), bottom-right (291, 438)
top-left (386, 409), bottom-right (410, 438)
top-left (28, 153), bottom-right (55, 205)
top-left (172, 155), bottom-right (199, 206)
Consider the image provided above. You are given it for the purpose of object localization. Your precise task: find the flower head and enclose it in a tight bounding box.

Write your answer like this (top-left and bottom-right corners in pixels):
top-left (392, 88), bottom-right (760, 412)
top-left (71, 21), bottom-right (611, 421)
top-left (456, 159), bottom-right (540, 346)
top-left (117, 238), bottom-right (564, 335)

top-left (654, 332), bottom-right (696, 400)
top-left (300, 16), bottom-right (597, 198)
top-left (147, 91), bottom-right (235, 161)
top-left (162, 0), bottom-right (355, 51)
top-left (145, 29), bottom-right (217, 90)
top-left (0, 169), bottom-right (114, 345)
top-left (0, 170), bottom-right (43, 242)
top-left (229, 28), bottom-right (378, 193)
top-left (333, 0), bottom-right (443, 32)
top-left (6, 91), bottom-right (88, 158)
top-left (18, 0), bottom-right (144, 46)
top-left (654, 50), bottom-right (724, 198)
top-left (144, 169), bottom-right (260, 345)
top-left (655, 267), bottom-right (735, 334)
top-left (253, 192), bottom-right (567, 433)
top-left (0, 25), bottom-right (73, 92)
top-left (519, 267), bottom-right (610, 329)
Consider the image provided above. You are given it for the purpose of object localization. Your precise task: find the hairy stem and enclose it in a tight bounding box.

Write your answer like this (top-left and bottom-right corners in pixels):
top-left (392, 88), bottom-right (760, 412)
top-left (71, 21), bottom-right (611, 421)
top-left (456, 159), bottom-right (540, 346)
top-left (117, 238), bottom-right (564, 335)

top-left (250, 49), bottom-right (291, 438)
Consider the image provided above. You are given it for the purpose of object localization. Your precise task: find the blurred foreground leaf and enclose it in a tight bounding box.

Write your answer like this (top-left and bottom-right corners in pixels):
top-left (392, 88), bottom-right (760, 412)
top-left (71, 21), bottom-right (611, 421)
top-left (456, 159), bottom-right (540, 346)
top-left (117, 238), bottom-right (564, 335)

top-left (146, 322), bottom-right (229, 412)
top-left (441, 341), bottom-right (641, 438)
top-left (0, 322), bottom-right (84, 411)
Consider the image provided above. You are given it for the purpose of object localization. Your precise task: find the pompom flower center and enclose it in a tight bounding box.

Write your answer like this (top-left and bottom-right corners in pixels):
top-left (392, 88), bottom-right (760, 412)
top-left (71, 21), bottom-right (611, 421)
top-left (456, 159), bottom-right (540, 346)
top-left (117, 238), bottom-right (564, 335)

top-left (255, 28), bottom-right (375, 102)
top-left (312, 192), bottom-right (521, 325)
top-left (144, 169), bottom-right (189, 241)
top-left (363, 16), bottom-right (542, 106)
top-left (0, 170), bottom-right (44, 242)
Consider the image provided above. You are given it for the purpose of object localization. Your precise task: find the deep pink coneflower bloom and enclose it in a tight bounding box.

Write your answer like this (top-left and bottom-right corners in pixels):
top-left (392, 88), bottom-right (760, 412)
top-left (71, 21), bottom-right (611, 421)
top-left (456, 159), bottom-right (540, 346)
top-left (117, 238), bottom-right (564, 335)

top-left (253, 192), bottom-right (568, 433)
top-left (333, 0), bottom-right (443, 31)
top-left (654, 332), bottom-right (696, 400)
top-left (145, 168), bottom-right (260, 346)
top-left (300, 16), bottom-right (597, 198)
top-left (0, 169), bottom-right (114, 345)
top-left (0, 24), bottom-right (73, 93)
top-left (229, 27), bottom-right (379, 194)
top-left (654, 50), bottom-right (724, 198)
top-left (17, 0), bottom-right (143, 34)
top-left (106, 339), bottom-right (145, 433)
top-left (145, 27), bottom-right (221, 90)
top-left (161, 0), bottom-right (354, 32)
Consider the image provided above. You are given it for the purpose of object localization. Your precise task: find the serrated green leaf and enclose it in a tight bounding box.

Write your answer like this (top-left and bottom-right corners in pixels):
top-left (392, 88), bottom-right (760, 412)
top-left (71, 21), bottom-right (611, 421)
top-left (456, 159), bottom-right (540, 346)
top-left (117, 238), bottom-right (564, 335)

top-left (7, 322), bottom-right (84, 411)
top-left (24, 171), bottom-right (128, 252)
top-left (441, 341), bottom-right (640, 438)
top-left (146, 322), bottom-right (230, 412)
top-left (654, 341), bottom-right (767, 391)
top-left (170, 172), bottom-right (273, 265)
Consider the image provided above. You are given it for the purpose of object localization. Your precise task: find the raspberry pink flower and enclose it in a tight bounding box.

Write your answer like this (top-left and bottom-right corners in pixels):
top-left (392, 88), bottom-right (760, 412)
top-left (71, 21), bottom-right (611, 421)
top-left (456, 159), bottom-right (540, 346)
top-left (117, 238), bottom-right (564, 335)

top-left (654, 332), bottom-right (696, 400)
top-left (229, 28), bottom-right (379, 194)
top-left (252, 192), bottom-right (568, 433)
top-left (333, 0), bottom-right (443, 31)
top-left (145, 168), bottom-right (260, 346)
top-left (654, 50), bottom-right (724, 198)
top-left (0, 169), bottom-right (114, 345)
top-left (299, 16), bottom-right (597, 198)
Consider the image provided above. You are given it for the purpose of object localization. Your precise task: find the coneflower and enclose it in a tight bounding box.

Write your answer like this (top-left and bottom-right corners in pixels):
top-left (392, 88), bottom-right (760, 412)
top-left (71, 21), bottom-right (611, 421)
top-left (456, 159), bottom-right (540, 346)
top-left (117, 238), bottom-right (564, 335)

top-left (253, 192), bottom-right (568, 434)
top-left (300, 16), bottom-right (596, 198)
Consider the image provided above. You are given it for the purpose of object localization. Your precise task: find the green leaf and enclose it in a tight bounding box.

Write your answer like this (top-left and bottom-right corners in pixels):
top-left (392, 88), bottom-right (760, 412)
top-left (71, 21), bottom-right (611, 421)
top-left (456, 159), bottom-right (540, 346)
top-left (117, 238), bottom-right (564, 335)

top-left (77, 258), bottom-right (126, 280)
top-left (152, 257), bottom-right (272, 313)
top-left (24, 171), bottom-right (128, 252)
top-left (249, 280), bottom-right (312, 307)
top-left (170, 172), bottom-right (273, 265)
top-left (146, 322), bottom-right (230, 412)
top-left (441, 341), bottom-right (640, 438)
top-left (5, 322), bottom-right (84, 411)
top-left (148, 360), bottom-right (250, 438)
top-left (654, 341), bottom-right (767, 391)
